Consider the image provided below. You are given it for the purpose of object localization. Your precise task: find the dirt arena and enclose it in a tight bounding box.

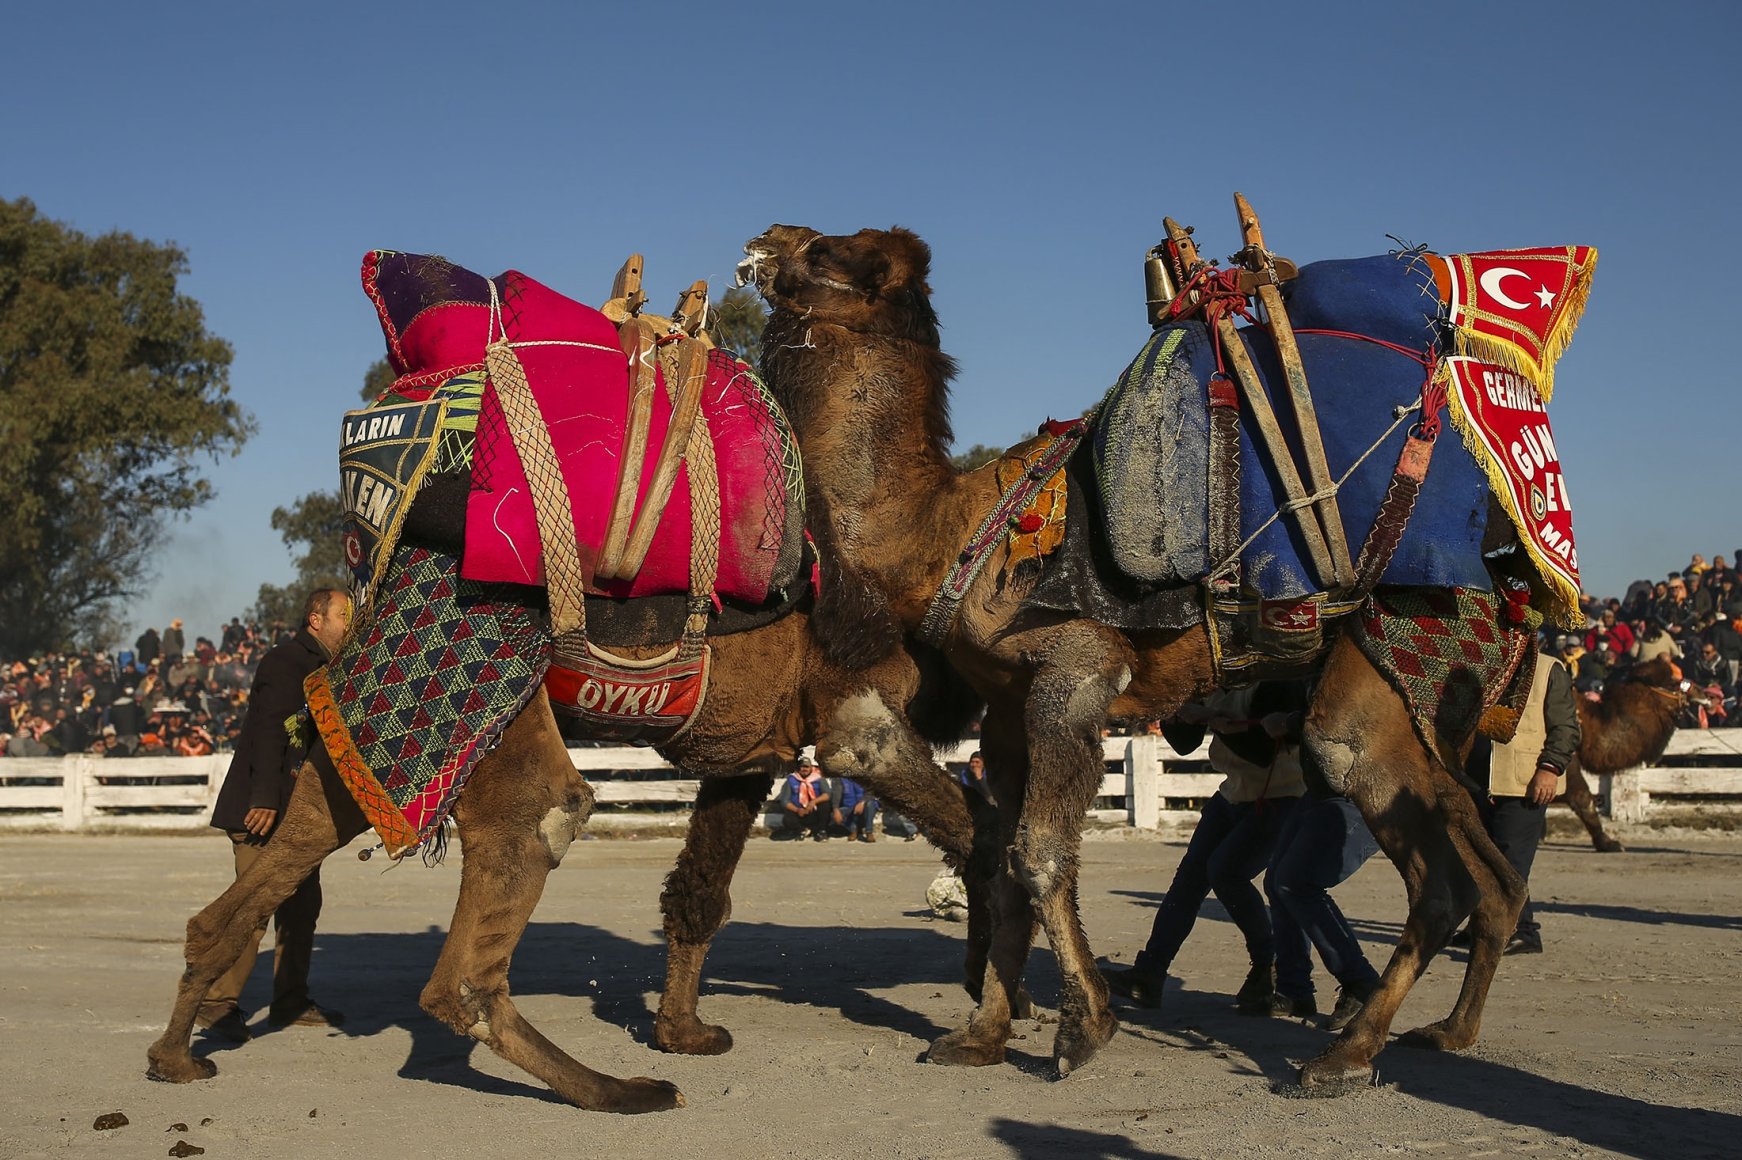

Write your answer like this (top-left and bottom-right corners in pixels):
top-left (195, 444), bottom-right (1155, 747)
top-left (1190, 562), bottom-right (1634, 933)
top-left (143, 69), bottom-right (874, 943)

top-left (1, 825), bottom-right (1736, 1159)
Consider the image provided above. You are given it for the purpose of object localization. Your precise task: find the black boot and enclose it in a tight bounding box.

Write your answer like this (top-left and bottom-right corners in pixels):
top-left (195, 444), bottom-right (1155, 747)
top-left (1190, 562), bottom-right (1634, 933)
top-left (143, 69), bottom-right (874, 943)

top-left (1234, 962), bottom-right (1276, 1015)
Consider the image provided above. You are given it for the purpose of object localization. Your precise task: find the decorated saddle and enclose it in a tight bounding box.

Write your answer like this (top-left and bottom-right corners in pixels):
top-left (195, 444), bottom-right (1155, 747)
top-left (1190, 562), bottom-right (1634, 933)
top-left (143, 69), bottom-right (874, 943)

top-left (349, 251), bottom-right (804, 607)
top-left (1002, 197), bottom-right (1592, 700)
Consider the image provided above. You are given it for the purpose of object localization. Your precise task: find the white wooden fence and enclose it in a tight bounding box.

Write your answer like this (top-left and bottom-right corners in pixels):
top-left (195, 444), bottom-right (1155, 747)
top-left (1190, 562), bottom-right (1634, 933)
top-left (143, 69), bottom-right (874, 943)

top-left (3, 732), bottom-right (1740, 833)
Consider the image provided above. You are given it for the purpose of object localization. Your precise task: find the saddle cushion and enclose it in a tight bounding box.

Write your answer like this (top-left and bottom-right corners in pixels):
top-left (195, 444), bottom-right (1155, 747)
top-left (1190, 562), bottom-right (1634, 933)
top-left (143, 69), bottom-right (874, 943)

top-left (1093, 252), bottom-right (1495, 600)
top-left (361, 251), bottom-right (805, 606)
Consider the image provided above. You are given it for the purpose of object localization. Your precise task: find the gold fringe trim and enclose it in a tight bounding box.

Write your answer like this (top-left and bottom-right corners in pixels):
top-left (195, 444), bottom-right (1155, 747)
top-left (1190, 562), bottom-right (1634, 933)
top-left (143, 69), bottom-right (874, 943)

top-left (1448, 247), bottom-right (1597, 403)
top-left (1439, 363), bottom-right (1584, 628)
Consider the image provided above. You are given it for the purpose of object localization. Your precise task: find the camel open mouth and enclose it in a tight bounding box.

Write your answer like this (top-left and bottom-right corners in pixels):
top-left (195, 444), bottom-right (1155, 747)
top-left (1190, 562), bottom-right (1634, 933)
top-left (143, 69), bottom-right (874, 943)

top-left (734, 247), bottom-right (774, 291)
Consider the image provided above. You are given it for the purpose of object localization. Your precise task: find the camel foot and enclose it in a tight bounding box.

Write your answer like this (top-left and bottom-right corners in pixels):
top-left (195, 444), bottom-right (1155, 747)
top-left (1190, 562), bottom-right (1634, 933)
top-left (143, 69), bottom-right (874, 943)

top-left (926, 1028), bottom-right (1007, 1068)
top-left (1398, 1019), bottom-right (1476, 1052)
top-left (145, 1049), bottom-right (217, 1084)
top-left (1052, 1007), bottom-right (1118, 1078)
top-left (1594, 836), bottom-right (1625, 853)
top-left (1011, 986), bottom-right (1037, 1021)
top-left (654, 1014), bottom-right (734, 1056)
top-left (1296, 1051), bottom-right (1375, 1093)
top-left (599, 1077), bottom-right (686, 1115)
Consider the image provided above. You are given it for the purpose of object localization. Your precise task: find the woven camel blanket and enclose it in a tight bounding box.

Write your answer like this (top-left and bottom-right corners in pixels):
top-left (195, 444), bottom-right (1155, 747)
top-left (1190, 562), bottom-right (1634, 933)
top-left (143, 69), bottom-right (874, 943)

top-left (306, 543), bottom-right (551, 857)
top-left (1348, 585), bottom-right (1534, 761)
top-left (359, 250), bottom-right (805, 606)
top-left (1090, 247), bottom-right (1592, 626)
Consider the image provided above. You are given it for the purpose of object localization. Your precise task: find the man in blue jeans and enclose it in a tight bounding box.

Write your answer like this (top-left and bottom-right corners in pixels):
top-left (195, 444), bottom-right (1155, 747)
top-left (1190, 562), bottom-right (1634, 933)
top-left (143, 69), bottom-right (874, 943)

top-left (1102, 681), bottom-right (1309, 1012)
top-left (1265, 794), bottom-right (1382, 1028)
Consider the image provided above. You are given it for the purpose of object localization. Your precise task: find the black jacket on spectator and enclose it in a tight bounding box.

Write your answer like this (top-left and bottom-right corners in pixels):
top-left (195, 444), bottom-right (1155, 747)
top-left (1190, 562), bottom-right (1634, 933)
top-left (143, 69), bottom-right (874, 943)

top-left (210, 628), bottom-right (325, 836)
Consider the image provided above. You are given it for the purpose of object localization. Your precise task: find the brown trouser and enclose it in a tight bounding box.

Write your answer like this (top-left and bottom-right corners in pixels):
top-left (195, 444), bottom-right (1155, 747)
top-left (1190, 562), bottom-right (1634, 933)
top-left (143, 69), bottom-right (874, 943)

top-left (198, 833), bottom-right (322, 1020)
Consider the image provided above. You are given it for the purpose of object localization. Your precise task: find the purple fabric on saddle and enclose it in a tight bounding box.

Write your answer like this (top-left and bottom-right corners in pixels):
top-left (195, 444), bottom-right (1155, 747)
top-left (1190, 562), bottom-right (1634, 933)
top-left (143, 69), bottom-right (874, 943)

top-left (361, 251), bottom-right (804, 605)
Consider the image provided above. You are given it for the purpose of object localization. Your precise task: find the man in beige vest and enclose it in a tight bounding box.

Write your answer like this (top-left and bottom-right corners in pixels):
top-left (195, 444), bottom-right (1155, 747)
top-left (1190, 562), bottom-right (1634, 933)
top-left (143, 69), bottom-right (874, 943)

top-left (1467, 647), bottom-right (1582, 955)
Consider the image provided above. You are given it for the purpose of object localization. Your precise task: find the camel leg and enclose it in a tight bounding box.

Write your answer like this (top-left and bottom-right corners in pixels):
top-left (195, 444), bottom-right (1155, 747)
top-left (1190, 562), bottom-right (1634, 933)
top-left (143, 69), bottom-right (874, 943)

top-left (1295, 637), bottom-right (1524, 1089)
top-left (655, 771), bottom-right (772, 1055)
top-left (419, 696), bottom-right (682, 1113)
top-left (1561, 759), bottom-right (1623, 852)
top-left (1007, 632), bottom-right (1129, 1077)
top-left (147, 757), bottom-right (365, 1083)
top-left (817, 690), bottom-right (1022, 1014)
top-left (928, 706), bottom-right (1036, 1067)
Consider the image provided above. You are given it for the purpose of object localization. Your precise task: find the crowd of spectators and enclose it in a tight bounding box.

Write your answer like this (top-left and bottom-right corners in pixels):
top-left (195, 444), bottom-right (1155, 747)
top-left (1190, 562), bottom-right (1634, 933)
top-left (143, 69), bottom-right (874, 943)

top-left (1562, 550), bottom-right (1741, 727)
top-left (8, 546), bottom-right (1737, 759)
top-left (2, 616), bottom-right (295, 758)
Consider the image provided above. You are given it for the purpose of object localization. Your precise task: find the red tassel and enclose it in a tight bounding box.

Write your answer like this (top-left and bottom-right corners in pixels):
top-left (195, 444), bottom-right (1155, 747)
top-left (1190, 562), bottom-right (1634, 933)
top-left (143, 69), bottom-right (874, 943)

top-left (1013, 512), bottom-right (1046, 534)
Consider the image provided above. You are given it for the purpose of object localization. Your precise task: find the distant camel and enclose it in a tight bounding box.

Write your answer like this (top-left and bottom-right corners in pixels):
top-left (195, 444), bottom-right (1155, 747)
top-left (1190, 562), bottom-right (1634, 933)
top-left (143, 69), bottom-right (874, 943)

top-left (1562, 657), bottom-right (1704, 852)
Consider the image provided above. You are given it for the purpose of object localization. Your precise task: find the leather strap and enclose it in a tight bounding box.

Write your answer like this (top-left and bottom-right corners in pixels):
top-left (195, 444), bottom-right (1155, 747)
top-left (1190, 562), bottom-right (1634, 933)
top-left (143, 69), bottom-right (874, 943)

top-left (917, 420), bottom-right (1089, 649)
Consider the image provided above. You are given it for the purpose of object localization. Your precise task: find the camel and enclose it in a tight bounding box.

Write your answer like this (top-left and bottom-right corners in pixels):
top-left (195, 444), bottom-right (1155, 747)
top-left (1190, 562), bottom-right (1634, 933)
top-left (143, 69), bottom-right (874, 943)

top-left (741, 223), bottom-right (1557, 1090)
top-left (1562, 657), bottom-right (1703, 852)
top-left (145, 288), bottom-right (990, 1113)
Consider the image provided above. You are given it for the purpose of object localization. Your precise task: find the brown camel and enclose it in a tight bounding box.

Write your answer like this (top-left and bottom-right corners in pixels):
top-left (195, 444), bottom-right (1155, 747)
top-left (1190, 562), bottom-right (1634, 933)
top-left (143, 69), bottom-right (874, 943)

top-left (1561, 656), bottom-right (1701, 852)
top-left (742, 224), bottom-right (1550, 1090)
top-left (145, 313), bottom-right (989, 1111)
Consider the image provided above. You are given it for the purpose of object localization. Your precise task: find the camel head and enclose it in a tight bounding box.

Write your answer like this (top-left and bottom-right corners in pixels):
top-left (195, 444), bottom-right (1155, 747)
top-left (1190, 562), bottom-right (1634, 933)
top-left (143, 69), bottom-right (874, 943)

top-left (738, 225), bottom-right (941, 344)
top-left (1620, 657), bottom-right (1716, 710)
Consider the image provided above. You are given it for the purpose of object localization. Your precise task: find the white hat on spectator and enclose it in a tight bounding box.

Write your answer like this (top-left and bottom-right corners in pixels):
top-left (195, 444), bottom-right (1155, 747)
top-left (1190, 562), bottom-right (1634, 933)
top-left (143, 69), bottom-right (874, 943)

top-left (797, 746), bottom-right (818, 767)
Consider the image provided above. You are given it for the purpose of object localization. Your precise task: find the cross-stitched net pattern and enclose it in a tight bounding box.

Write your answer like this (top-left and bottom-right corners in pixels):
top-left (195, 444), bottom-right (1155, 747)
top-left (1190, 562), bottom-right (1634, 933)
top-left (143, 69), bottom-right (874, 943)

top-left (307, 542), bottom-right (551, 856)
top-left (1349, 586), bottom-right (1531, 760)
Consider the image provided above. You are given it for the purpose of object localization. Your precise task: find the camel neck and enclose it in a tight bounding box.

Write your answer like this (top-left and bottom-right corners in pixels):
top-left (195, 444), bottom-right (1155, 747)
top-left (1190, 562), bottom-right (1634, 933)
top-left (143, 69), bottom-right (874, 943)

top-left (765, 317), bottom-right (975, 621)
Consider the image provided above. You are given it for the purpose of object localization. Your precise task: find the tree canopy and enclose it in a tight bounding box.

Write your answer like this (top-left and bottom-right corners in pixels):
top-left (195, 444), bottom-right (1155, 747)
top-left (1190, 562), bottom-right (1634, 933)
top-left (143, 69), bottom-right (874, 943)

top-left (950, 443), bottom-right (1003, 472)
top-left (0, 198), bottom-right (253, 656)
top-left (710, 285), bottom-right (766, 366)
top-left (250, 490), bottom-right (349, 627)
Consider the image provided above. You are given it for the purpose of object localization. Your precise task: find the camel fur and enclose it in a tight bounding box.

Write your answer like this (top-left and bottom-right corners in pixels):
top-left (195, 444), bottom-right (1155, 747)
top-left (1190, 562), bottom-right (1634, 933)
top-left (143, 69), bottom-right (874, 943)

top-left (741, 224), bottom-right (1545, 1091)
top-left (149, 543), bottom-right (985, 1106)
top-left (1561, 657), bottom-right (1701, 852)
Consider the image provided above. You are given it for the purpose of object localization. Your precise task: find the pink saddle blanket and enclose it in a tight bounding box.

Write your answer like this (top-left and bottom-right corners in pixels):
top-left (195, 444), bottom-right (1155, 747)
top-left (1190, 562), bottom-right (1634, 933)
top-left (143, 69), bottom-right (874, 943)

top-left (361, 251), bottom-right (804, 605)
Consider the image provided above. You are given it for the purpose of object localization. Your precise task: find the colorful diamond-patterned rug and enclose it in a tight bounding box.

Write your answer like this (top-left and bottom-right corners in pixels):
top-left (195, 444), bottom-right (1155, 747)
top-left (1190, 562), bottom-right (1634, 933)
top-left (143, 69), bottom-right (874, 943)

top-left (306, 543), bottom-right (551, 857)
top-left (1349, 586), bottom-right (1531, 761)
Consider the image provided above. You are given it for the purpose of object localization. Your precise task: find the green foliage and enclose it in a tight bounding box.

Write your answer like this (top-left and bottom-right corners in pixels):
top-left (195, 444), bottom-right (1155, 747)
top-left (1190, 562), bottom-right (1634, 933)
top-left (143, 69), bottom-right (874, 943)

top-left (710, 285), bottom-right (766, 365)
top-left (0, 198), bottom-right (253, 656)
top-left (253, 354), bottom-right (388, 625)
top-left (360, 357), bottom-right (396, 401)
top-left (950, 443), bottom-right (1003, 472)
top-left (250, 491), bottom-right (350, 628)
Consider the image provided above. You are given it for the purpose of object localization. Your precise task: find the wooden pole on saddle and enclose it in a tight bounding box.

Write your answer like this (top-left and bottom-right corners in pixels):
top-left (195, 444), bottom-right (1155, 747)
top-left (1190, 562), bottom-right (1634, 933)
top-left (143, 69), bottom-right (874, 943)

top-left (597, 255), bottom-right (653, 581)
top-left (616, 337), bottom-right (710, 579)
top-left (597, 320), bottom-right (658, 580)
top-left (1162, 218), bottom-right (1339, 586)
top-left (1232, 193), bottom-right (1354, 587)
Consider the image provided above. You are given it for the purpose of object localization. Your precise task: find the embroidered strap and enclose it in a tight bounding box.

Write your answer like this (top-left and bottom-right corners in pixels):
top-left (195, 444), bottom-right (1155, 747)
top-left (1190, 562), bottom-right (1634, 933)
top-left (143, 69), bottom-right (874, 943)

top-left (918, 419), bottom-right (1090, 648)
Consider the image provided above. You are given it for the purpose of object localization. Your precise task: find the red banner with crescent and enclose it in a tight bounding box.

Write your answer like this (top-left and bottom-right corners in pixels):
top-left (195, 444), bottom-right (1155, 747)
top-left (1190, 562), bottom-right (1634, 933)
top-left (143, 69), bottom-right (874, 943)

top-left (1441, 355), bottom-right (1580, 625)
top-left (1440, 246), bottom-right (1596, 401)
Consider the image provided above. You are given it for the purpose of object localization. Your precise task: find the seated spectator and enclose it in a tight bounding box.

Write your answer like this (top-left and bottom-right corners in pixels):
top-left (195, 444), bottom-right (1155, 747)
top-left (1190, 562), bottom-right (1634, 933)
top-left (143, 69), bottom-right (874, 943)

top-left (830, 777), bottom-right (880, 842)
top-left (1691, 639), bottom-right (1733, 698)
top-left (769, 748), bottom-right (833, 841)
top-left (957, 749), bottom-right (993, 803)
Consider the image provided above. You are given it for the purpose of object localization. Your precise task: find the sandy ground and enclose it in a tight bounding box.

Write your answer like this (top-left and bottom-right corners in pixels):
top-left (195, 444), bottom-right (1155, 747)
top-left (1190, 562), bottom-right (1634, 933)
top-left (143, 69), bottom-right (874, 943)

top-left (1, 826), bottom-right (1737, 1160)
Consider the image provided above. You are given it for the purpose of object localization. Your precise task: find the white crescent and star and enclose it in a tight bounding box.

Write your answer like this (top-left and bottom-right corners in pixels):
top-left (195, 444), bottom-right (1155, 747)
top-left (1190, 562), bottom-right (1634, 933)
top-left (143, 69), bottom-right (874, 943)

top-left (1478, 266), bottom-right (1556, 311)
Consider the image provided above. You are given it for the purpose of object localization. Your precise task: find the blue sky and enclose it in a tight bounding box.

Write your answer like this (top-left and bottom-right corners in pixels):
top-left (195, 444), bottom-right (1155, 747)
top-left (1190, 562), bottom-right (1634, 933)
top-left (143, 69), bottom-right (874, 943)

top-left (4, 0), bottom-right (1737, 645)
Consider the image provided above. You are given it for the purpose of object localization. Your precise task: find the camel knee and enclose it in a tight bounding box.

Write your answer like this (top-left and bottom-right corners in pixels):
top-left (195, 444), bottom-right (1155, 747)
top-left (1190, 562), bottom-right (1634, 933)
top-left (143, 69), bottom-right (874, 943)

top-left (1302, 729), bottom-right (1359, 796)
top-left (817, 690), bottom-right (908, 779)
top-left (661, 876), bottom-right (733, 945)
top-left (537, 781), bottom-right (595, 868)
top-left (1010, 828), bottom-right (1074, 901)
top-left (422, 977), bottom-right (497, 1042)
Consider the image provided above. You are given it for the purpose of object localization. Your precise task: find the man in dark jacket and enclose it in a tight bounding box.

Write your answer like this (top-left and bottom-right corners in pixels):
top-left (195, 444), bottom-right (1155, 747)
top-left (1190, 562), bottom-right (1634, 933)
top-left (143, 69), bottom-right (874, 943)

top-left (197, 588), bottom-right (351, 1041)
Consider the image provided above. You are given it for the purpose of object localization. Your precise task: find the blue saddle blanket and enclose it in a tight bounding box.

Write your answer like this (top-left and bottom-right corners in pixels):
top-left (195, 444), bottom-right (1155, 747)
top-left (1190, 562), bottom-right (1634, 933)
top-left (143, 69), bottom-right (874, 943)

top-left (1092, 252), bottom-right (1492, 599)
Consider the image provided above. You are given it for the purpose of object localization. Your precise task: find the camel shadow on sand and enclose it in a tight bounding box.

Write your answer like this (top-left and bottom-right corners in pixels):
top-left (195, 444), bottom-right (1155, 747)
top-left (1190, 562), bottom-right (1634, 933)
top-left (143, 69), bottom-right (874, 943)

top-left (201, 918), bottom-right (1035, 1105)
top-left (1110, 987), bottom-right (1738, 1160)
